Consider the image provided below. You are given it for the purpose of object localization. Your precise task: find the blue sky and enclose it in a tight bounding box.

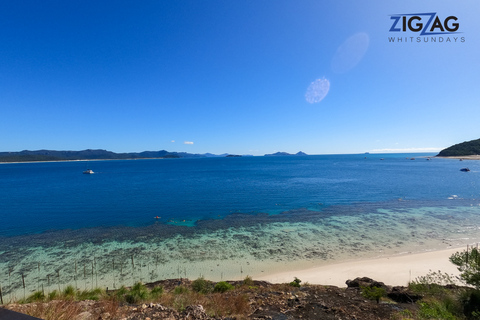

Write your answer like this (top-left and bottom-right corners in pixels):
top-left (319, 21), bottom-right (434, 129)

top-left (1, 1), bottom-right (479, 155)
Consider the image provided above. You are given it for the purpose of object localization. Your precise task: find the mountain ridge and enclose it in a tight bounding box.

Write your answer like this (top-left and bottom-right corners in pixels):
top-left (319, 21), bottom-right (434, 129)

top-left (0, 149), bottom-right (226, 162)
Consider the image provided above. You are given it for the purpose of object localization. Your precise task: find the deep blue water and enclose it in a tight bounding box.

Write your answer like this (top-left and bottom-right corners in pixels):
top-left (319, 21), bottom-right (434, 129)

top-left (1, 153), bottom-right (479, 237)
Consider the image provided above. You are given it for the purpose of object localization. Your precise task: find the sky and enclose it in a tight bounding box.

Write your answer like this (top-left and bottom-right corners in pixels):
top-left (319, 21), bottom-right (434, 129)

top-left (1, 1), bottom-right (479, 155)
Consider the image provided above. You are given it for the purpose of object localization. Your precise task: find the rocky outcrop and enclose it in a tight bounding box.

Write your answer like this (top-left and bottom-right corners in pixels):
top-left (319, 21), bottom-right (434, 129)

top-left (346, 277), bottom-right (422, 304)
top-left (387, 286), bottom-right (422, 303)
top-left (5, 277), bottom-right (425, 320)
top-left (346, 277), bottom-right (388, 291)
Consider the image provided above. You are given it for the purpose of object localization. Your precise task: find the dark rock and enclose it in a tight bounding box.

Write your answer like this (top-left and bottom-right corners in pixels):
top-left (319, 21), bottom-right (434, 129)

top-left (387, 287), bottom-right (422, 303)
top-left (346, 277), bottom-right (388, 291)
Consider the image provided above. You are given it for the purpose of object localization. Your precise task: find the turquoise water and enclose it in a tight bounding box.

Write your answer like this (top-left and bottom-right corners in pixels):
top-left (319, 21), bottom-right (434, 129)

top-left (1, 153), bottom-right (478, 236)
top-left (1, 154), bottom-right (480, 300)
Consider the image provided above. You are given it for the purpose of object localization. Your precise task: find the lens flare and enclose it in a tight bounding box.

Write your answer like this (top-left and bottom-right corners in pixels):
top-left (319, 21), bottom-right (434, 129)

top-left (331, 32), bottom-right (369, 74)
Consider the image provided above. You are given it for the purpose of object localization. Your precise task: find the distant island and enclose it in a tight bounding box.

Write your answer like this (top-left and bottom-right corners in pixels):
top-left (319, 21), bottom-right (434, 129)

top-left (0, 149), bottom-right (235, 163)
top-left (264, 151), bottom-right (308, 157)
top-left (0, 149), bottom-right (311, 162)
top-left (437, 138), bottom-right (480, 157)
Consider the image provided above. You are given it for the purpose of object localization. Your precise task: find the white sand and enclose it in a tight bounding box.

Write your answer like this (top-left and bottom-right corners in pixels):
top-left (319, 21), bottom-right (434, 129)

top-left (257, 248), bottom-right (464, 287)
top-left (436, 155), bottom-right (480, 160)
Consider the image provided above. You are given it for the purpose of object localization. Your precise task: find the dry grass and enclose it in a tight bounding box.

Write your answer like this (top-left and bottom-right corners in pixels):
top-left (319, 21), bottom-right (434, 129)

top-left (159, 290), bottom-right (208, 312)
top-left (98, 298), bottom-right (120, 318)
top-left (7, 279), bottom-right (253, 319)
top-left (12, 300), bottom-right (83, 320)
top-left (8, 297), bottom-right (121, 320)
top-left (205, 293), bottom-right (250, 318)
top-left (156, 287), bottom-right (251, 318)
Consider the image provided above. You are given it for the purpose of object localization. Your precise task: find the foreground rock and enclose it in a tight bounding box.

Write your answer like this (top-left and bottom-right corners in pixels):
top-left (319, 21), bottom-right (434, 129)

top-left (4, 278), bottom-right (421, 320)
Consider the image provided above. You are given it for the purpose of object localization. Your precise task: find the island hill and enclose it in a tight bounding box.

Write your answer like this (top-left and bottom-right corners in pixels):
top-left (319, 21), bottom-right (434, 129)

top-left (437, 138), bottom-right (480, 157)
top-left (0, 149), bottom-right (309, 162)
top-left (264, 151), bottom-right (308, 156)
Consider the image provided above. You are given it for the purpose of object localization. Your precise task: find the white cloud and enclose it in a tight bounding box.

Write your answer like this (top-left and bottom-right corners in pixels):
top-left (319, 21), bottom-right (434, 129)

top-left (171, 140), bottom-right (175, 143)
top-left (371, 147), bottom-right (442, 153)
top-left (305, 78), bottom-right (330, 104)
top-left (184, 141), bottom-right (194, 145)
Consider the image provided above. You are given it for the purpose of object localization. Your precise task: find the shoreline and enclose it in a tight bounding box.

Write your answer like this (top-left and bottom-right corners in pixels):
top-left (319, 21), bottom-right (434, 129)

top-left (0, 157), bottom-right (172, 165)
top-left (436, 155), bottom-right (480, 160)
top-left (256, 247), bottom-right (465, 287)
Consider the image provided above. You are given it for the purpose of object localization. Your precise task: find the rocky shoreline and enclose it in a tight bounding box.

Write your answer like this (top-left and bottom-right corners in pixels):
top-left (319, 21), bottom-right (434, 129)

top-left (2, 277), bottom-right (433, 320)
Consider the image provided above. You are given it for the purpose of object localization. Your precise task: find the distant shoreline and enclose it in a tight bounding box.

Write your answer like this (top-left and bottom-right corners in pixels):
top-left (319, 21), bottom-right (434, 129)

top-left (0, 157), bottom-right (168, 165)
top-left (436, 155), bottom-right (480, 160)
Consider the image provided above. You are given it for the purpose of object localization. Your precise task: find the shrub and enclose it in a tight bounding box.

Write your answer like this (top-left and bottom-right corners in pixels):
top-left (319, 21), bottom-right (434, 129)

top-left (450, 247), bottom-right (480, 289)
top-left (192, 277), bottom-right (213, 294)
top-left (125, 282), bottom-right (149, 304)
top-left (243, 275), bottom-right (254, 287)
top-left (173, 285), bottom-right (189, 294)
top-left (115, 286), bottom-right (129, 301)
top-left (418, 300), bottom-right (457, 320)
top-left (409, 270), bottom-right (455, 296)
top-left (150, 285), bottom-right (164, 299)
top-left (361, 286), bottom-right (386, 303)
top-left (213, 281), bottom-right (234, 293)
top-left (48, 290), bottom-right (58, 300)
top-left (63, 285), bottom-right (76, 299)
top-left (289, 277), bottom-right (301, 287)
top-left (460, 289), bottom-right (480, 319)
top-left (26, 291), bottom-right (45, 303)
top-left (77, 288), bottom-right (103, 301)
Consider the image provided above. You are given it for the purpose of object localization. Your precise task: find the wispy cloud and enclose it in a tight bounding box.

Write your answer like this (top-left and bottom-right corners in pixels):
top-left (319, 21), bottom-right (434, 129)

top-left (171, 140), bottom-right (175, 143)
top-left (371, 147), bottom-right (442, 153)
top-left (184, 141), bottom-right (194, 145)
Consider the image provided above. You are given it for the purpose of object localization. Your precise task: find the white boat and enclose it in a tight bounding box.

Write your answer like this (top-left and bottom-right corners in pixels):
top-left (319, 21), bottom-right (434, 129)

top-left (83, 169), bottom-right (94, 174)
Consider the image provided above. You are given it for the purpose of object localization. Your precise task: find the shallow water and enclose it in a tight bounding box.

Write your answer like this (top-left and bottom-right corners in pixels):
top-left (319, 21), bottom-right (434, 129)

top-left (1, 154), bottom-right (479, 301)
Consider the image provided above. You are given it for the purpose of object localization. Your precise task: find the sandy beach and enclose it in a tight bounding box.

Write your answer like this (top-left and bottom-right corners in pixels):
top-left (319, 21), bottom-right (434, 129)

top-left (257, 247), bottom-right (465, 287)
top-left (436, 155), bottom-right (480, 160)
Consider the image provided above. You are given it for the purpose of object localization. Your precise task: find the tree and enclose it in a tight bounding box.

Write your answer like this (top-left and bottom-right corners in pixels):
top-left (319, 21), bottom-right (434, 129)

top-left (449, 246), bottom-right (480, 289)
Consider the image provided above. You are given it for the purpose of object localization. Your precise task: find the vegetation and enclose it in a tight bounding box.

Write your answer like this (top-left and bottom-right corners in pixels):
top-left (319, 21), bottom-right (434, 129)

top-left (450, 246), bottom-right (480, 289)
top-left (123, 282), bottom-right (150, 304)
top-left (398, 247), bottom-right (480, 320)
top-left (409, 270), bottom-right (457, 296)
top-left (0, 149), bottom-right (213, 163)
top-left (191, 277), bottom-right (214, 294)
top-left (407, 270), bottom-right (461, 319)
top-left (437, 138), bottom-right (480, 156)
top-left (360, 286), bottom-right (386, 303)
top-left (242, 275), bottom-right (255, 287)
top-left (289, 277), bottom-right (301, 287)
top-left (0, 154), bottom-right (64, 162)
top-left (213, 281), bottom-right (234, 293)
top-left (173, 285), bottom-right (189, 295)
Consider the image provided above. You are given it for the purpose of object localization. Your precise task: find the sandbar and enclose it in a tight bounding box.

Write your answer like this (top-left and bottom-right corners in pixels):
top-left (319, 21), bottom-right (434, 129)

top-left (257, 247), bottom-right (464, 287)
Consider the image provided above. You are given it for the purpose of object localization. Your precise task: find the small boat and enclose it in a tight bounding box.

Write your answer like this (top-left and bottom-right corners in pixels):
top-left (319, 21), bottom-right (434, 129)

top-left (83, 169), bottom-right (94, 174)
top-left (460, 168), bottom-right (470, 172)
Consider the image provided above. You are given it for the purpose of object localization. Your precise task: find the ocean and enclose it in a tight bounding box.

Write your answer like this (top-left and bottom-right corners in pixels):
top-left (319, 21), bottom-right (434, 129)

top-left (1, 154), bottom-right (479, 300)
